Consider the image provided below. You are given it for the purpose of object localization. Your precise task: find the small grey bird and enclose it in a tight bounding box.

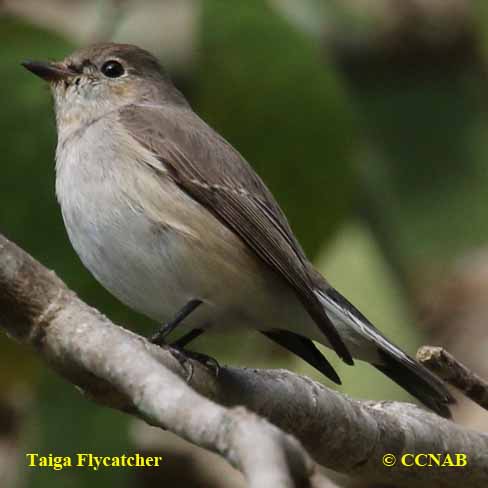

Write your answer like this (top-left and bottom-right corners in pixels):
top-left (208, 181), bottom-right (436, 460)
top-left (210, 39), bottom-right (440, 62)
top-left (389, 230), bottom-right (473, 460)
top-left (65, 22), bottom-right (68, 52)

top-left (23, 43), bottom-right (453, 416)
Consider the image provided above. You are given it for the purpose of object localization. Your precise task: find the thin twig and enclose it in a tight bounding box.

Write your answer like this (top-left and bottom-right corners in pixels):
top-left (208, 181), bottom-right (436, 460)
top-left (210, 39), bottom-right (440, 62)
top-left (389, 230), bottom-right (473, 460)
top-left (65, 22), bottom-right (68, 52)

top-left (417, 345), bottom-right (488, 411)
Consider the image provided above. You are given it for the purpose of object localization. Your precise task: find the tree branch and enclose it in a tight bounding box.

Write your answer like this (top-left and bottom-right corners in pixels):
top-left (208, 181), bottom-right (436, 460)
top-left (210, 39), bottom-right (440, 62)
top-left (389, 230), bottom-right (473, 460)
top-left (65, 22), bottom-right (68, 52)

top-left (417, 345), bottom-right (488, 411)
top-left (0, 234), bottom-right (324, 488)
top-left (1, 233), bottom-right (487, 487)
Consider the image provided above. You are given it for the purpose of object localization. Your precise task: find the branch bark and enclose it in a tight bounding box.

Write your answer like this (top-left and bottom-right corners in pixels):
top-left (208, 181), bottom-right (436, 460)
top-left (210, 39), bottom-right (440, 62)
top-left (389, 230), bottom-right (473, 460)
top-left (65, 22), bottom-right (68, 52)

top-left (1, 233), bottom-right (488, 487)
top-left (418, 345), bottom-right (488, 411)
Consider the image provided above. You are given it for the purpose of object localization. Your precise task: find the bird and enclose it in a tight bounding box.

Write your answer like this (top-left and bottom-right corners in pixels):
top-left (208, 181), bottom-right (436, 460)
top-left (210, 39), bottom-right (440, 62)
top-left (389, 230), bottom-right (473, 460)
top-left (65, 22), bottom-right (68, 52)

top-left (22, 42), bottom-right (454, 417)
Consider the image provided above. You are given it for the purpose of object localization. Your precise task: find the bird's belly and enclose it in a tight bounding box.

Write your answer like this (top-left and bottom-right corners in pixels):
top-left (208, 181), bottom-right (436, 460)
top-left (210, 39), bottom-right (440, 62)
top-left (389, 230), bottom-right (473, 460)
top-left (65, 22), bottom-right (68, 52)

top-left (64, 208), bottom-right (201, 324)
top-left (58, 169), bottom-right (303, 333)
top-left (68, 214), bottom-right (303, 331)
top-left (64, 199), bottom-right (378, 361)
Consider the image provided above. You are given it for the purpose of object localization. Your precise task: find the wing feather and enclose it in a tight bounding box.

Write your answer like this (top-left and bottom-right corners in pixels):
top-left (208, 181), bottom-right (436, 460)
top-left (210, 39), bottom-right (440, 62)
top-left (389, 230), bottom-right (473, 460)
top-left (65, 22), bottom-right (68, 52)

top-left (119, 104), bottom-right (353, 364)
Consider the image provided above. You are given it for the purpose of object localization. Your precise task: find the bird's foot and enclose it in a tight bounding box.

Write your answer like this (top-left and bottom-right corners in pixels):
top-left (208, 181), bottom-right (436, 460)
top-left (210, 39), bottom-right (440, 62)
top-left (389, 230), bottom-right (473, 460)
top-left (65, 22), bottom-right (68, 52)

top-left (169, 347), bottom-right (195, 383)
top-left (169, 347), bottom-right (220, 382)
top-left (183, 350), bottom-right (220, 377)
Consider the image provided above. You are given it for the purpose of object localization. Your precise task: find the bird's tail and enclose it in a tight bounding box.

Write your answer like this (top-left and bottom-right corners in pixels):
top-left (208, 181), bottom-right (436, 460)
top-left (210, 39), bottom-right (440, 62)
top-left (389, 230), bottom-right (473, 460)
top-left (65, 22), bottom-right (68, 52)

top-left (373, 346), bottom-right (454, 418)
top-left (317, 288), bottom-right (455, 418)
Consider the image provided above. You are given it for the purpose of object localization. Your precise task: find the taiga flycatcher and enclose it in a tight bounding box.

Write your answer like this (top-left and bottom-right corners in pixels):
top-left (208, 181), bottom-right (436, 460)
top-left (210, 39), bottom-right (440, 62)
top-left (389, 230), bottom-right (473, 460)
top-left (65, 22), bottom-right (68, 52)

top-left (22, 43), bottom-right (453, 417)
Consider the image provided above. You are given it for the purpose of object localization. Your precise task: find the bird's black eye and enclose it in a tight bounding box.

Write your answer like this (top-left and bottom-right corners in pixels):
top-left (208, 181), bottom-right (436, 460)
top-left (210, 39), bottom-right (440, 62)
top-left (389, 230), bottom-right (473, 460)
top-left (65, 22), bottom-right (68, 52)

top-left (101, 60), bottom-right (124, 78)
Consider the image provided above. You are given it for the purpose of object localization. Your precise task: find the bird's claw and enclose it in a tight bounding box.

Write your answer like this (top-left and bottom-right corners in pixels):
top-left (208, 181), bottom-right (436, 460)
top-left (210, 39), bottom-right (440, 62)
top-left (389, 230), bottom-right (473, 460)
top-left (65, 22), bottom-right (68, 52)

top-left (170, 347), bottom-right (195, 383)
top-left (184, 350), bottom-right (220, 377)
top-left (170, 347), bottom-right (220, 382)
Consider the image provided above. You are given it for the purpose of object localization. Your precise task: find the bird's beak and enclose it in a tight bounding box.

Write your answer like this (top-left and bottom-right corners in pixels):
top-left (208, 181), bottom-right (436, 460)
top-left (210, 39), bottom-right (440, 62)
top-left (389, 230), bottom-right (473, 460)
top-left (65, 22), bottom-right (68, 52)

top-left (21, 60), bottom-right (76, 82)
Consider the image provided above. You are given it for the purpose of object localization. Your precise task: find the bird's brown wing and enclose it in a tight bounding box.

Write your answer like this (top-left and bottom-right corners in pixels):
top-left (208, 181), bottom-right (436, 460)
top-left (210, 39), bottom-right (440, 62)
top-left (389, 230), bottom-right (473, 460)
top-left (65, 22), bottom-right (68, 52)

top-left (119, 104), bottom-right (353, 364)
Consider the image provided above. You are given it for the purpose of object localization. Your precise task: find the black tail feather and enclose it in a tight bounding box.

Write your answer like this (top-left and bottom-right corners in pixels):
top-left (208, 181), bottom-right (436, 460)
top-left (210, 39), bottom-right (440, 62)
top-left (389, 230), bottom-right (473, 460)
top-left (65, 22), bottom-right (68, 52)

top-left (375, 347), bottom-right (455, 418)
top-left (261, 329), bottom-right (341, 385)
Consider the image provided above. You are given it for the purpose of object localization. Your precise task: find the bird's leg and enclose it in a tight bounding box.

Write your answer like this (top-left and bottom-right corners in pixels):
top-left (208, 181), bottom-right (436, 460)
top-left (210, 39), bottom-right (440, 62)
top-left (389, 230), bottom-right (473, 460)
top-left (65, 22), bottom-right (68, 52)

top-left (150, 299), bottom-right (203, 346)
top-left (171, 328), bottom-right (205, 348)
top-left (150, 304), bottom-right (220, 379)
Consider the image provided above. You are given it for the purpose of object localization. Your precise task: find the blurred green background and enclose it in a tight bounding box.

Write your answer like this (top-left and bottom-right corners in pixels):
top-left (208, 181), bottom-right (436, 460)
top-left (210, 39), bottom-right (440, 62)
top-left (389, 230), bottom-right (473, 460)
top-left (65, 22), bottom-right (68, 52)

top-left (1, 1), bottom-right (488, 487)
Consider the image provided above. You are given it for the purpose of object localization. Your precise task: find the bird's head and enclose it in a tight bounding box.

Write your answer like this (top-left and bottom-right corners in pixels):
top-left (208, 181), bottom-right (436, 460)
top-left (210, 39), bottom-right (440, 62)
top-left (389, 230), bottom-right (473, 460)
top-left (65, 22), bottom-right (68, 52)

top-left (22, 42), bottom-right (186, 136)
